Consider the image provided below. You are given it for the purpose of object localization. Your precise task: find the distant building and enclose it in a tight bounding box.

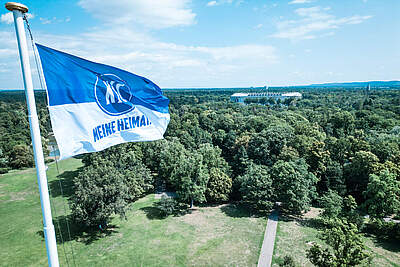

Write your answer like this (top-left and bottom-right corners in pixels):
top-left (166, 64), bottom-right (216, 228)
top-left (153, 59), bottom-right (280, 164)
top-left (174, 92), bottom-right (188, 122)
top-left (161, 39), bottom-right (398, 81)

top-left (230, 92), bottom-right (302, 104)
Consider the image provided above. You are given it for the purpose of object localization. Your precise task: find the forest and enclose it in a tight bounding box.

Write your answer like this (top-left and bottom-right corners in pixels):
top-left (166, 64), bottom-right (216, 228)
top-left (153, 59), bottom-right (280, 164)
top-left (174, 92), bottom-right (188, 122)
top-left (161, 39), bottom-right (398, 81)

top-left (0, 87), bottom-right (399, 266)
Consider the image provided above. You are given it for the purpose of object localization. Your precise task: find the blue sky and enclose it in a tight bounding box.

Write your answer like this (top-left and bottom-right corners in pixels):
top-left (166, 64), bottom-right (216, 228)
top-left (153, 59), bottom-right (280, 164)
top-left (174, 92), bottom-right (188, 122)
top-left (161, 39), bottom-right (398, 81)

top-left (0, 0), bottom-right (399, 89)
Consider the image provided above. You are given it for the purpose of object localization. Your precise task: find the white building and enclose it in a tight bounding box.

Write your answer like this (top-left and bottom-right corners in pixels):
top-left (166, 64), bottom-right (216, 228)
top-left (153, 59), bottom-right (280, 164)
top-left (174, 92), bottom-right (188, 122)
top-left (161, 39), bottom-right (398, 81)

top-left (230, 92), bottom-right (302, 104)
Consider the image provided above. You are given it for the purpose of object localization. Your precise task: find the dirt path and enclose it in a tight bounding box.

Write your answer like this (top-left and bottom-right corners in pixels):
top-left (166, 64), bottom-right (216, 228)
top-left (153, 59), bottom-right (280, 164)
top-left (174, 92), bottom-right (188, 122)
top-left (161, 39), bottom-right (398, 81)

top-left (258, 209), bottom-right (279, 267)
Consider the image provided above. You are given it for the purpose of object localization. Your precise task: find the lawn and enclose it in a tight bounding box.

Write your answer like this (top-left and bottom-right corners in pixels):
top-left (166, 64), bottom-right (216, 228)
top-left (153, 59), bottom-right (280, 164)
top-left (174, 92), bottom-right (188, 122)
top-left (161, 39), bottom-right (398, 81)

top-left (0, 158), bottom-right (266, 266)
top-left (272, 208), bottom-right (400, 267)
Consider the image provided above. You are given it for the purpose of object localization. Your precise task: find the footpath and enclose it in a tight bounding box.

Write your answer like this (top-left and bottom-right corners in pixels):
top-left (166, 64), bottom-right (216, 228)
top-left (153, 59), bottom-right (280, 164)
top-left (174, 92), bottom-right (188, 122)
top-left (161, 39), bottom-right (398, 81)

top-left (257, 209), bottom-right (279, 267)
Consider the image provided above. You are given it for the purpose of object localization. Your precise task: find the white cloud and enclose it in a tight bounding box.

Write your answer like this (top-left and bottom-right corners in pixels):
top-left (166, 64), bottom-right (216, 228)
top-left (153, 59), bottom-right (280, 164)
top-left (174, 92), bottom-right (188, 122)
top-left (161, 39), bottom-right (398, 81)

top-left (254, 23), bottom-right (263, 29)
top-left (1, 12), bottom-right (34, 24)
top-left (0, 13), bottom-right (13, 24)
top-left (78, 0), bottom-right (196, 29)
top-left (0, 24), bottom-right (277, 88)
top-left (289, 0), bottom-right (312, 4)
top-left (205, 0), bottom-right (243, 7)
top-left (40, 17), bottom-right (54, 25)
top-left (40, 17), bottom-right (71, 24)
top-left (0, 0), bottom-right (277, 88)
top-left (271, 6), bottom-right (372, 40)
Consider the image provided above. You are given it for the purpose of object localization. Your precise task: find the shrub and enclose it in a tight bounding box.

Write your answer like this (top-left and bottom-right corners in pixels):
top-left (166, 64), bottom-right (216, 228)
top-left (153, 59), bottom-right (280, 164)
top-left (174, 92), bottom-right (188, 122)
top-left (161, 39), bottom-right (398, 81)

top-left (155, 196), bottom-right (189, 217)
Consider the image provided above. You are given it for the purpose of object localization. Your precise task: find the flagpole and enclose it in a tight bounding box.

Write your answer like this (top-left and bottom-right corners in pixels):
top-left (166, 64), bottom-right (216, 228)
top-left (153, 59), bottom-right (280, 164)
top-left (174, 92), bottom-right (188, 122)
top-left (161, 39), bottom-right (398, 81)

top-left (5, 2), bottom-right (60, 267)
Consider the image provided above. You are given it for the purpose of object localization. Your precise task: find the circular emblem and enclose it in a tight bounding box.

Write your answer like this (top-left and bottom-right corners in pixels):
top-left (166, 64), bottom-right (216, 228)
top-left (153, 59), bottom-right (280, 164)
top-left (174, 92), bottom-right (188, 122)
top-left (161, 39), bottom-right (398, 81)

top-left (94, 74), bottom-right (135, 116)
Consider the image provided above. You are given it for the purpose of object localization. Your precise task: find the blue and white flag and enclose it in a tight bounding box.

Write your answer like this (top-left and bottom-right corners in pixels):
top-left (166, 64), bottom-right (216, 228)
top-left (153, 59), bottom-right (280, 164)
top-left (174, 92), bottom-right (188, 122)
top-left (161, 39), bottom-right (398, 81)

top-left (36, 44), bottom-right (170, 160)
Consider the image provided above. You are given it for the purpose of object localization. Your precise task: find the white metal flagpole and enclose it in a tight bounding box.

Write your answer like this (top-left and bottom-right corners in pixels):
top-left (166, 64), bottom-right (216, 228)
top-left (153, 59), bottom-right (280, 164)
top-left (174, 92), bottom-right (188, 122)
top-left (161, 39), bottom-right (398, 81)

top-left (5, 2), bottom-right (60, 267)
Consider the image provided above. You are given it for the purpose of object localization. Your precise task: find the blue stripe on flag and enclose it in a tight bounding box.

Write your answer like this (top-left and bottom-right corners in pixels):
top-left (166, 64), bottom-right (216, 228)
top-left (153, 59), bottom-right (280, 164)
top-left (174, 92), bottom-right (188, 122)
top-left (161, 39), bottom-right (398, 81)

top-left (36, 44), bottom-right (169, 114)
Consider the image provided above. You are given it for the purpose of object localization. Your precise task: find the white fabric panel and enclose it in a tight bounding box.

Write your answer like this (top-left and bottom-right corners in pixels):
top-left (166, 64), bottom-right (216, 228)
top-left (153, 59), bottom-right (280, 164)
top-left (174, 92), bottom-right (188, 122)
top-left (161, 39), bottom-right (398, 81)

top-left (49, 102), bottom-right (170, 160)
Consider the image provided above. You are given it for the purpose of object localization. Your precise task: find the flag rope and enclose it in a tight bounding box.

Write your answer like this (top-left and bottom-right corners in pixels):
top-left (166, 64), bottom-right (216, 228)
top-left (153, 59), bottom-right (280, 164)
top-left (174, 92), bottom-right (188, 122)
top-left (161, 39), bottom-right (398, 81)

top-left (23, 14), bottom-right (76, 267)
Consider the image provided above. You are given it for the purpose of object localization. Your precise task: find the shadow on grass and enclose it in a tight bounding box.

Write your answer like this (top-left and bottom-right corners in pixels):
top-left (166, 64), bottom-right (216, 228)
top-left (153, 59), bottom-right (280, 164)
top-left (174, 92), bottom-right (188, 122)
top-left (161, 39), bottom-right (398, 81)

top-left (371, 238), bottom-right (400, 253)
top-left (363, 223), bottom-right (400, 253)
top-left (140, 204), bottom-right (191, 220)
top-left (48, 167), bottom-right (83, 198)
top-left (278, 213), bottom-right (324, 230)
top-left (37, 215), bottom-right (119, 245)
top-left (140, 206), bottom-right (165, 220)
top-left (220, 203), bottom-right (264, 218)
top-left (297, 217), bottom-right (325, 230)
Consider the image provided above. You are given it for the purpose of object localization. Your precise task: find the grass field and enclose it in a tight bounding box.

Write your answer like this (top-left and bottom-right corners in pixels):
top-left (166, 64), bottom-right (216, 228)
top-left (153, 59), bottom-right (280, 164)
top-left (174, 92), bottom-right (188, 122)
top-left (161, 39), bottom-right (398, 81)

top-left (0, 158), bottom-right (266, 267)
top-left (272, 209), bottom-right (400, 267)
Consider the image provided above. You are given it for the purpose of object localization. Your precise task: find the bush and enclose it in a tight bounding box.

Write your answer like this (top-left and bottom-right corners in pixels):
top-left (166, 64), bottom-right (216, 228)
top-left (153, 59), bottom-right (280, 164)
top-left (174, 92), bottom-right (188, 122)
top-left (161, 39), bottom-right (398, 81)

top-left (155, 196), bottom-right (189, 217)
top-left (319, 190), bottom-right (343, 218)
top-left (279, 255), bottom-right (296, 267)
top-left (307, 219), bottom-right (371, 267)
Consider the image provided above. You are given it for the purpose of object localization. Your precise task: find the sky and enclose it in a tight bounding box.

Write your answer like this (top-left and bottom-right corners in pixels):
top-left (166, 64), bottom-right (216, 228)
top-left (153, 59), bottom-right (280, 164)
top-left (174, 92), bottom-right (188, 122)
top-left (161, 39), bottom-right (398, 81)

top-left (0, 0), bottom-right (399, 89)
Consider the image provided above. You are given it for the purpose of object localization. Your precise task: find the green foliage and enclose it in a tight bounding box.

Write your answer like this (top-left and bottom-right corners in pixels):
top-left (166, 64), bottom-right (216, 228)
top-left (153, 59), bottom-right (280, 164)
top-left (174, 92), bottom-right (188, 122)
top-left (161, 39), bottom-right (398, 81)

top-left (72, 146), bottom-right (153, 227)
top-left (206, 168), bottom-right (232, 203)
top-left (170, 151), bottom-right (209, 207)
top-left (0, 149), bottom-right (9, 173)
top-left (2, 88), bottom-right (400, 230)
top-left (322, 159), bottom-right (346, 195)
top-left (155, 196), bottom-right (189, 217)
top-left (8, 144), bottom-right (34, 169)
top-left (345, 150), bottom-right (380, 201)
top-left (0, 149), bottom-right (8, 168)
top-left (279, 255), bottom-right (296, 267)
top-left (320, 190), bottom-right (343, 218)
top-left (247, 124), bottom-right (294, 166)
top-left (159, 138), bottom-right (187, 183)
top-left (197, 143), bottom-right (232, 202)
top-left (0, 92), bottom-right (50, 171)
top-left (306, 219), bottom-right (371, 267)
top-left (271, 159), bottom-right (317, 214)
top-left (71, 162), bottom-right (130, 227)
top-left (362, 170), bottom-right (400, 219)
top-left (365, 220), bottom-right (400, 241)
top-left (238, 163), bottom-right (274, 213)
top-left (329, 111), bottom-right (355, 137)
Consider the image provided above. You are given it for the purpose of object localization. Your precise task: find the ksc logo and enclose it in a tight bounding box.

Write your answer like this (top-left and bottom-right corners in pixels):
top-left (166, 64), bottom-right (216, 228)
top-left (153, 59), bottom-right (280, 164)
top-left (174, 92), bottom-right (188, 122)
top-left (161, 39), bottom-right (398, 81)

top-left (94, 74), bottom-right (135, 116)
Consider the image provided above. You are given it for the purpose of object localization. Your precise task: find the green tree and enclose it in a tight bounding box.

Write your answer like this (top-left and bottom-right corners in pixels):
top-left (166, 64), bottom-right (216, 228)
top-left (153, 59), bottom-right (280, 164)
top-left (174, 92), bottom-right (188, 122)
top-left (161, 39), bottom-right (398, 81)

top-left (362, 170), bottom-right (400, 219)
top-left (197, 143), bottom-right (232, 202)
top-left (159, 138), bottom-right (187, 184)
top-left (171, 152), bottom-right (209, 208)
top-left (0, 148), bottom-right (8, 174)
top-left (322, 160), bottom-right (346, 195)
top-left (71, 162), bottom-right (130, 227)
top-left (198, 143), bottom-right (230, 174)
top-left (307, 219), bottom-right (371, 267)
top-left (73, 146), bottom-right (154, 227)
top-left (345, 151), bottom-right (379, 201)
top-left (247, 124), bottom-right (294, 166)
top-left (320, 190), bottom-right (343, 219)
top-left (329, 110), bottom-right (355, 137)
top-left (8, 144), bottom-right (34, 169)
top-left (0, 148), bottom-right (8, 168)
top-left (238, 163), bottom-right (274, 213)
top-left (205, 168), bottom-right (232, 203)
top-left (271, 159), bottom-right (317, 214)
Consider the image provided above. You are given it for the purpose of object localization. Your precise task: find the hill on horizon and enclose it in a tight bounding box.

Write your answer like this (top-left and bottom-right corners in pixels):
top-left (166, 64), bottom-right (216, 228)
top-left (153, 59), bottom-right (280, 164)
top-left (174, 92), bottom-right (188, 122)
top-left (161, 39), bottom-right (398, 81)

top-left (1, 80), bottom-right (399, 91)
top-left (297, 80), bottom-right (400, 88)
